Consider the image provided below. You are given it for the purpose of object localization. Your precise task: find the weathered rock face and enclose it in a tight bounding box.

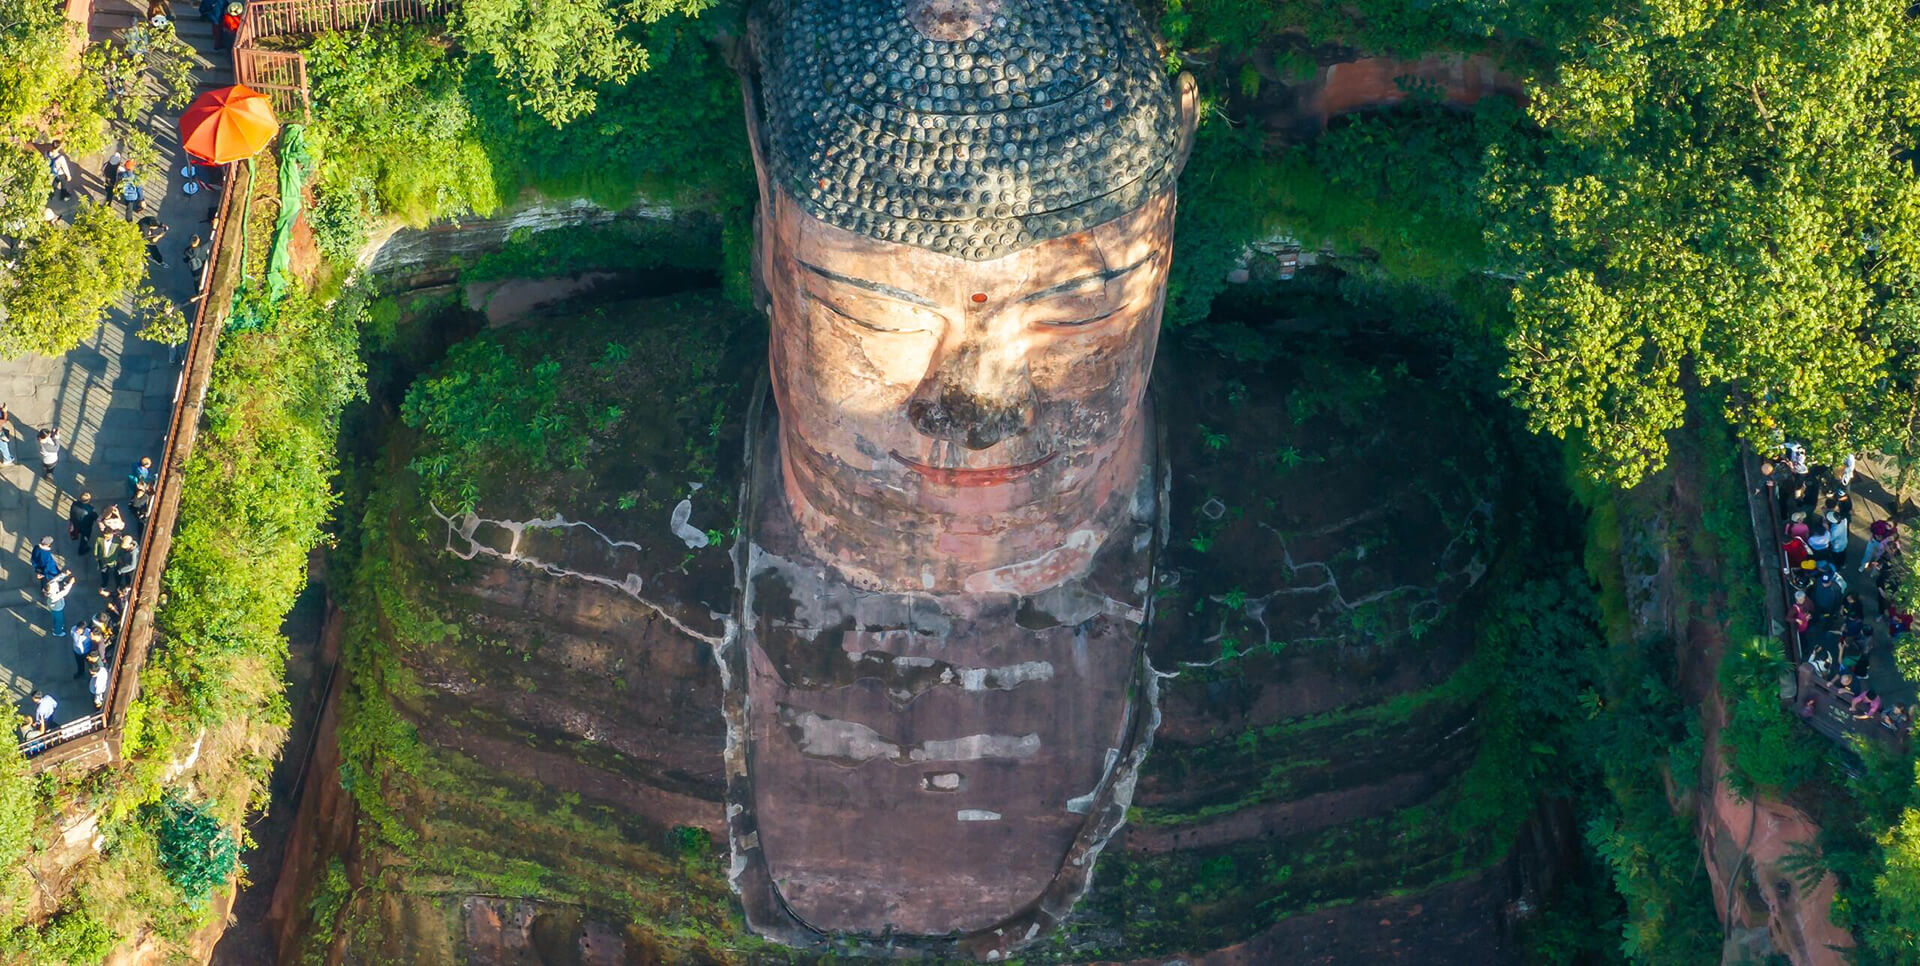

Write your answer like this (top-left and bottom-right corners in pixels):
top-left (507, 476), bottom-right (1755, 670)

top-left (360, 198), bottom-right (676, 274)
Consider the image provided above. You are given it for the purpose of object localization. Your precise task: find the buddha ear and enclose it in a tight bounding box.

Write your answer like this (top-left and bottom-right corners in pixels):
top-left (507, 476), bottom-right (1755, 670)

top-left (739, 73), bottom-right (773, 215)
top-left (1174, 72), bottom-right (1199, 178)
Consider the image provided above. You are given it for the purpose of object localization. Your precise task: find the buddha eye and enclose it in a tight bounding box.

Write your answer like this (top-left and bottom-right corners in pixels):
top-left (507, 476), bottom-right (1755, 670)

top-left (1035, 310), bottom-right (1116, 329)
top-left (810, 294), bottom-right (926, 334)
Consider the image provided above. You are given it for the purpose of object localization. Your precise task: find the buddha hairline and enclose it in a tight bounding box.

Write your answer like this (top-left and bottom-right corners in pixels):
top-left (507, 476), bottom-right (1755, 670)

top-left (749, 0), bottom-right (1182, 262)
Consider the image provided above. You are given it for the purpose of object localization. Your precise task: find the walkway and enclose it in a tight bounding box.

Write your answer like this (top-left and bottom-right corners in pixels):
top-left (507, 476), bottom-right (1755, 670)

top-left (1, 0), bottom-right (228, 736)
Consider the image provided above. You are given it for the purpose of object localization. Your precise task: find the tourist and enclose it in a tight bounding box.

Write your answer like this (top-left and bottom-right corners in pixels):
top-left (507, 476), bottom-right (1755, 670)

top-left (129, 457), bottom-right (156, 494)
top-left (1785, 513), bottom-right (1810, 541)
top-left (36, 427), bottom-right (58, 478)
top-left (1807, 518), bottom-right (1832, 561)
top-left (1805, 646), bottom-right (1834, 678)
top-left (1848, 648), bottom-right (1873, 683)
top-left (131, 483), bottom-right (152, 529)
top-left (119, 179), bottom-right (143, 219)
top-left (1783, 531), bottom-right (1813, 569)
top-left (0, 402), bottom-right (12, 466)
top-left (1812, 569), bottom-right (1845, 619)
top-left (185, 234), bottom-right (208, 278)
top-left (113, 534), bottom-right (139, 593)
top-left (100, 504), bottom-right (125, 541)
top-left (214, 1), bottom-right (245, 50)
top-left (47, 146), bottom-right (72, 202)
top-left (1789, 592), bottom-right (1813, 635)
top-left (1889, 605), bottom-right (1914, 646)
top-left (1863, 520), bottom-right (1899, 573)
top-left (1851, 690), bottom-right (1883, 720)
top-left (1834, 673), bottom-right (1858, 698)
top-left (1827, 489), bottom-right (1853, 522)
top-left (137, 216), bottom-right (167, 266)
top-left (68, 491), bottom-right (96, 557)
top-left (1882, 703), bottom-right (1912, 732)
top-left (93, 529), bottom-right (121, 591)
top-left (88, 658), bottom-right (108, 709)
top-left (1798, 697), bottom-right (1818, 721)
top-left (68, 623), bottom-right (92, 679)
top-left (1826, 509), bottom-right (1849, 561)
top-left (31, 692), bottom-right (55, 733)
top-left (1784, 441), bottom-right (1810, 477)
top-left (1839, 453), bottom-right (1858, 487)
top-left (30, 536), bottom-right (59, 584)
top-left (43, 569), bottom-right (72, 636)
top-left (103, 150), bottom-right (123, 192)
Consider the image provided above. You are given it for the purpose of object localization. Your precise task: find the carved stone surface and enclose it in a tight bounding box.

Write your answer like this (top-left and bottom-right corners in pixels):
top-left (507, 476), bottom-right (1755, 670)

top-left (758, 187), bottom-right (1174, 594)
top-left (748, 0), bottom-right (1182, 261)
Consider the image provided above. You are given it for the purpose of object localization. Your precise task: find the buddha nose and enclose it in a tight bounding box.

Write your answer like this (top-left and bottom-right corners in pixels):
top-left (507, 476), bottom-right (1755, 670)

top-left (907, 342), bottom-right (1033, 451)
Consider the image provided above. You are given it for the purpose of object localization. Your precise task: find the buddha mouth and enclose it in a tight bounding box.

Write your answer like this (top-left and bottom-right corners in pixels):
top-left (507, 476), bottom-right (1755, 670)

top-left (889, 450), bottom-right (1057, 487)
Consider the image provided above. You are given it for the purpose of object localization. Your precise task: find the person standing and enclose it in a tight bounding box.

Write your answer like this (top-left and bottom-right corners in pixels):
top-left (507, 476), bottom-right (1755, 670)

top-left (89, 658), bottom-right (108, 709)
top-left (128, 457), bottom-right (156, 494)
top-left (47, 146), bottom-right (72, 202)
top-left (31, 692), bottom-right (56, 733)
top-left (30, 536), bottom-right (60, 584)
top-left (68, 623), bottom-right (92, 679)
top-left (68, 491), bottom-right (97, 557)
top-left (137, 216), bottom-right (168, 266)
top-left (0, 402), bottom-right (13, 467)
top-left (44, 569), bottom-right (73, 636)
top-left (94, 529), bottom-right (121, 592)
top-left (36, 428), bottom-right (58, 479)
top-left (131, 483), bottom-right (152, 530)
top-left (113, 535), bottom-right (139, 593)
top-left (100, 505), bottom-right (125, 542)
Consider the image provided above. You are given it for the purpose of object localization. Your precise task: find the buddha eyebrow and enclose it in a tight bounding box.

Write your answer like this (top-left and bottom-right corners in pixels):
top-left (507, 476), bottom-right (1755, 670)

top-left (798, 260), bottom-right (939, 308)
top-left (1019, 253), bottom-right (1157, 303)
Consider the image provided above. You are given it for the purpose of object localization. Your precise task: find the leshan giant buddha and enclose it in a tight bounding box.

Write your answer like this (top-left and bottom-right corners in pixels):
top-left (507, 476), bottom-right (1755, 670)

top-left (727, 0), bottom-right (1196, 955)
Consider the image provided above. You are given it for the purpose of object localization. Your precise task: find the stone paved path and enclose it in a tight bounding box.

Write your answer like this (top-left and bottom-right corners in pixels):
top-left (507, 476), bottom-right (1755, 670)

top-left (3, 0), bottom-right (233, 733)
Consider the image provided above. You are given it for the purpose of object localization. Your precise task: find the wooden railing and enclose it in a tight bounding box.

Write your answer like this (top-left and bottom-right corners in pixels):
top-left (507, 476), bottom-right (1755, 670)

top-left (28, 162), bottom-right (253, 771)
top-left (231, 0), bottom-right (453, 120)
top-left (234, 47), bottom-right (309, 117)
top-left (242, 0), bottom-right (451, 39)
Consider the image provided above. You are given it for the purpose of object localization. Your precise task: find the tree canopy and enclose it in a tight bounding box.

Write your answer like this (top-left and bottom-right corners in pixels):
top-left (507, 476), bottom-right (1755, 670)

top-left (1488, 0), bottom-right (1920, 484)
top-left (452, 0), bottom-right (716, 126)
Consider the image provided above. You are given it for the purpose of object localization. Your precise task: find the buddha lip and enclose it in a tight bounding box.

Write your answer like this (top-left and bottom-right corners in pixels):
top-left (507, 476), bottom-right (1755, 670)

top-left (889, 450), bottom-right (1057, 487)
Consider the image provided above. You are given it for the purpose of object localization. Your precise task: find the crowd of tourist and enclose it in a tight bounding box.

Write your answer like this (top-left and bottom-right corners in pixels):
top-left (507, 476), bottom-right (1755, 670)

top-left (1762, 445), bottom-right (1915, 740)
top-left (21, 454), bottom-right (159, 740)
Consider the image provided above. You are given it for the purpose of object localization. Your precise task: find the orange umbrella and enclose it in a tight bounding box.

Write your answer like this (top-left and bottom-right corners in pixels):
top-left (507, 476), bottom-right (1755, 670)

top-left (179, 85), bottom-right (278, 164)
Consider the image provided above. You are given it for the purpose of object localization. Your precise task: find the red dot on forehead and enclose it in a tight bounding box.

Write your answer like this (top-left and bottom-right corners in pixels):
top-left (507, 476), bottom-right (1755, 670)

top-left (970, 292), bottom-right (988, 303)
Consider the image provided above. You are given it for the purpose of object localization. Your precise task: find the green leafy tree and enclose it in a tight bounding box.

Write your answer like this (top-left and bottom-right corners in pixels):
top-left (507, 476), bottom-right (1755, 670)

top-left (0, 202), bottom-right (145, 357)
top-left (152, 795), bottom-right (239, 907)
top-left (453, 0), bottom-right (715, 125)
top-left (0, 0), bottom-right (107, 152)
top-left (0, 140), bottom-right (51, 241)
top-left (1487, 0), bottom-right (1920, 485)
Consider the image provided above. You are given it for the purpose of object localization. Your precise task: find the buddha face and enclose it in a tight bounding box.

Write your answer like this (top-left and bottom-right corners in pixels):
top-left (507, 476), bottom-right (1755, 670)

top-left (760, 185), bottom-right (1177, 592)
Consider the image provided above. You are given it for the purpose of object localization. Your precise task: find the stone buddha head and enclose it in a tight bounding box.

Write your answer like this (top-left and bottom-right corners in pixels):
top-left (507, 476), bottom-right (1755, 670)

top-left (746, 0), bottom-right (1196, 594)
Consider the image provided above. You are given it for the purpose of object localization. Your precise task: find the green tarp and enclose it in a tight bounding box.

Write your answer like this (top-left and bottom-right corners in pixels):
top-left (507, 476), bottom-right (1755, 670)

top-left (227, 124), bottom-right (311, 332)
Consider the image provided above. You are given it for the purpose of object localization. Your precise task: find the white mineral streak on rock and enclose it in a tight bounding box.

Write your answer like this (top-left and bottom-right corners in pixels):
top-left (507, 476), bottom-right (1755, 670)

top-left (670, 498), bottom-right (710, 548)
top-left (429, 503), bottom-right (724, 647)
top-left (784, 709), bottom-right (1040, 763)
top-left (956, 660), bottom-right (1053, 691)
